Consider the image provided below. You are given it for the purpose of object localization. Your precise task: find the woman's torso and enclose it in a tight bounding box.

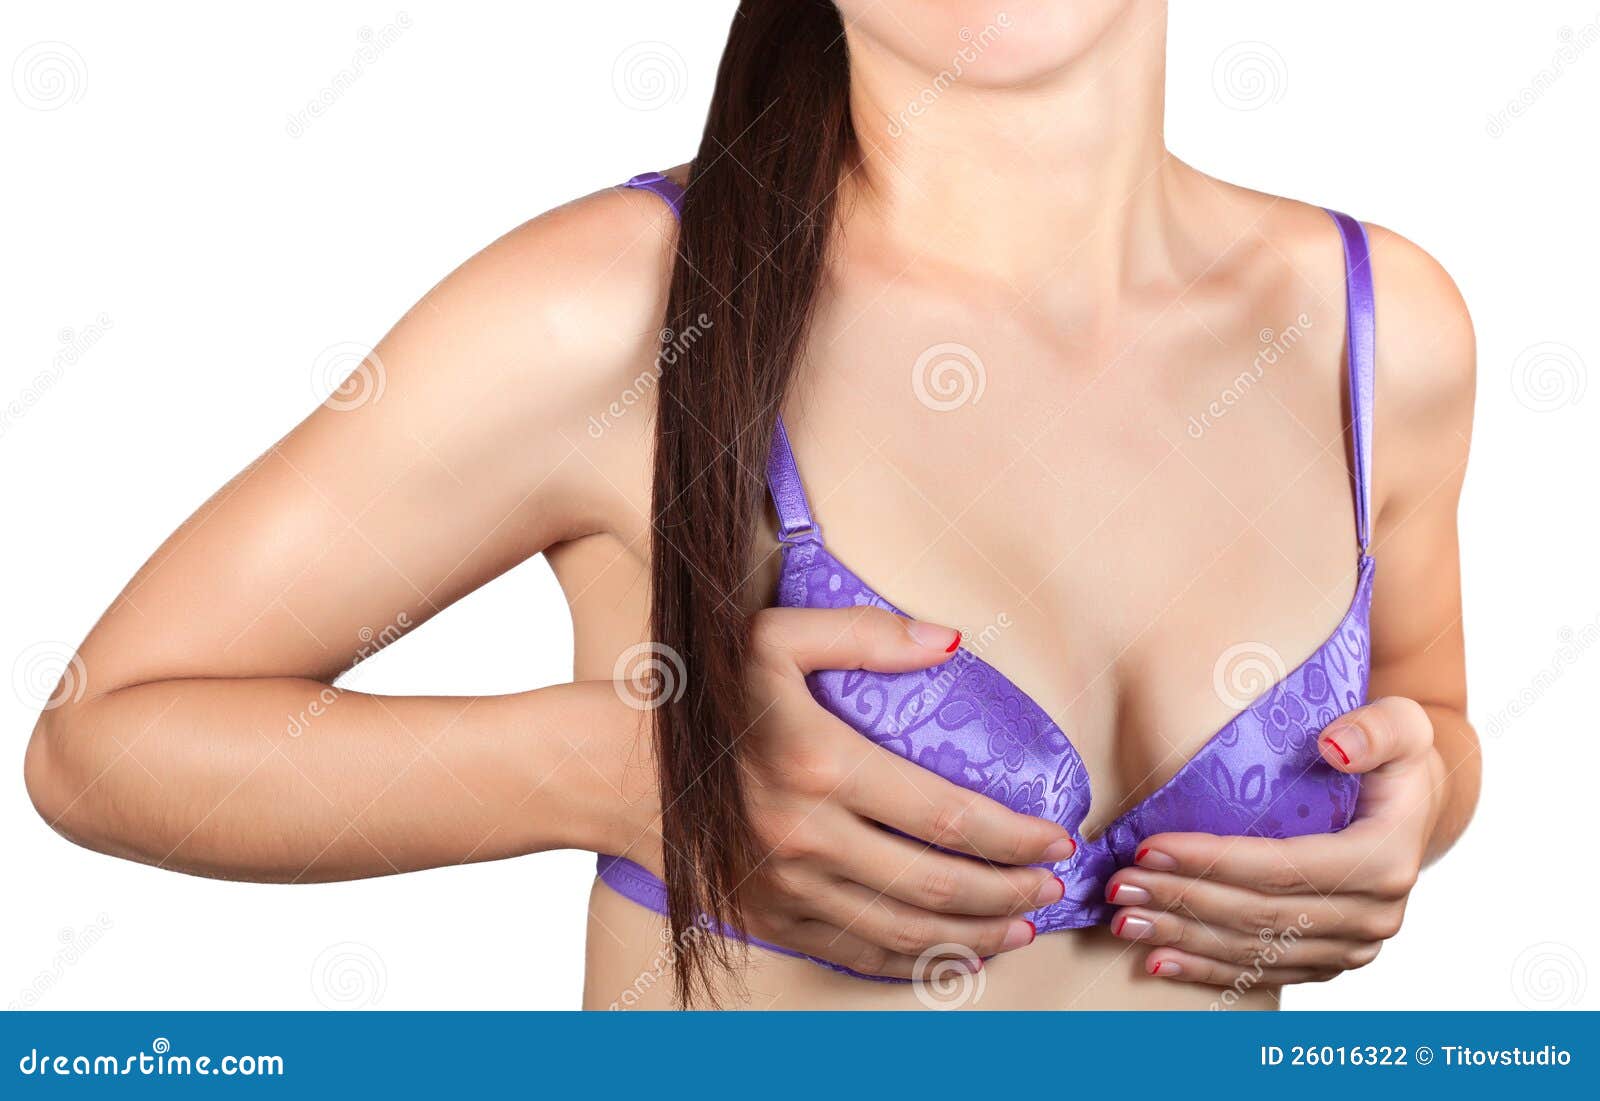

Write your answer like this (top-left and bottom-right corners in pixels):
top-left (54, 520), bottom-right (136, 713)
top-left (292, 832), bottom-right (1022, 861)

top-left (561, 168), bottom-right (1365, 1010)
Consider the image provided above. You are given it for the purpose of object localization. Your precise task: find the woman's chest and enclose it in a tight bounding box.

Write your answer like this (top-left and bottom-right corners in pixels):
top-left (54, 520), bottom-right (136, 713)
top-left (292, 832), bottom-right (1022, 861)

top-left (781, 289), bottom-right (1362, 826)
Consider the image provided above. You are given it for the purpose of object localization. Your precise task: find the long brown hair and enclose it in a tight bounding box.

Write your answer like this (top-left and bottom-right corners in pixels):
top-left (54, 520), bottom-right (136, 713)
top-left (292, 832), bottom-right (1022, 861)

top-left (649, 0), bottom-right (854, 1003)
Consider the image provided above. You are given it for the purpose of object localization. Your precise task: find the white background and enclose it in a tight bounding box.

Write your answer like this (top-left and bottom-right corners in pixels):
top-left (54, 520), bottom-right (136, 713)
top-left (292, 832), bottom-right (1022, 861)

top-left (2, 1), bottom-right (1595, 1011)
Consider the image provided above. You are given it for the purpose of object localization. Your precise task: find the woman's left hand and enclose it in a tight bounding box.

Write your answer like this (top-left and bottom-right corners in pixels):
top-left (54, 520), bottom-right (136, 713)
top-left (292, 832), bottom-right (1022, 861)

top-left (1104, 696), bottom-right (1447, 988)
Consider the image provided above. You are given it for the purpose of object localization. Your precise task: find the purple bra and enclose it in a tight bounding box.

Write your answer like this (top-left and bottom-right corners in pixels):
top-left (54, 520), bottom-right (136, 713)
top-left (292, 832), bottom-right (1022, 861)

top-left (597, 171), bottom-right (1374, 978)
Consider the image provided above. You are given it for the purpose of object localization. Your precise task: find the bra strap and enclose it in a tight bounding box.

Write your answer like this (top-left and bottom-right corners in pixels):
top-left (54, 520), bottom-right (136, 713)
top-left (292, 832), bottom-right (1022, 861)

top-left (766, 416), bottom-right (818, 543)
top-left (622, 171), bottom-right (819, 547)
top-left (1326, 209), bottom-right (1375, 554)
top-left (622, 170), bottom-right (685, 216)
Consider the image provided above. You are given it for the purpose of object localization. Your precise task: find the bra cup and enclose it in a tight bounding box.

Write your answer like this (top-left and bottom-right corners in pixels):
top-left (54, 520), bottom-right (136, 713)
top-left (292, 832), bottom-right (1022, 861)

top-left (778, 539), bottom-right (1373, 935)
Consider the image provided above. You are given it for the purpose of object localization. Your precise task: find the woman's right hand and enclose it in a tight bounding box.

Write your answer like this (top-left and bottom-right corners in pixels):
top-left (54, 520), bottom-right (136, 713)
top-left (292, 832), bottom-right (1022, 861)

top-left (729, 606), bottom-right (1076, 978)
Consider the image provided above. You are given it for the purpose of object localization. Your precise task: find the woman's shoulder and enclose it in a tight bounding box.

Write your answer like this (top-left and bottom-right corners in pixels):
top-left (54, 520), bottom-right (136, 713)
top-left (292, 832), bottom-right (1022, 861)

top-left (1241, 190), bottom-right (1474, 429)
top-left (431, 175), bottom-right (683, 384)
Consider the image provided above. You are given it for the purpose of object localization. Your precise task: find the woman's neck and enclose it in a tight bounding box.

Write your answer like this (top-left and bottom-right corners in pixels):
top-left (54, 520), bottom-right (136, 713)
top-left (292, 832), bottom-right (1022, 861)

top-left (840, 2), bottom-right (1182, 295)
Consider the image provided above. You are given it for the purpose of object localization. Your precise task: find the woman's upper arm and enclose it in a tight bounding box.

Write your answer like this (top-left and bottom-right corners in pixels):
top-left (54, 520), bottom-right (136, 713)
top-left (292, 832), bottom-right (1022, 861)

top-left (77, 185), bottom-right (675, 694)
top-left (1364, 223), bottom-right (1475, 710)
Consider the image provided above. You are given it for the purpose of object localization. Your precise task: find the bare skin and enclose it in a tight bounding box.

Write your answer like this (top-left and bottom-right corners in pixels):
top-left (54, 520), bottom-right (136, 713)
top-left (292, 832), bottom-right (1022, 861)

top-left (25, 0), bottom-right (1477, 1010)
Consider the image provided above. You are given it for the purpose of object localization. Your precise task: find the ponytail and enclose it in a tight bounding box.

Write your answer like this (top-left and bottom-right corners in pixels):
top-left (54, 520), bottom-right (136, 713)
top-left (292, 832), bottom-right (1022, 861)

top-left (649, 0), bottom-right (854, 1004)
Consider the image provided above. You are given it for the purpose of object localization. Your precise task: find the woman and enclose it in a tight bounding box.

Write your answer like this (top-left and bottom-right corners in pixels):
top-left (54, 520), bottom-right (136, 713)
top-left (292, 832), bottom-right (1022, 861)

top-left (24, 0), bottom-right (1478, 1010)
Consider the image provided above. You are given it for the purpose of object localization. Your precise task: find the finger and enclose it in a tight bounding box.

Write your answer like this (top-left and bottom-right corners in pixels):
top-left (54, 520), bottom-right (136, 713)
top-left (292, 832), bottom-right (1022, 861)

top-left (1105, 869), bottom-right (1405, 942)
top-left (1317, 696), bottom-right (1434, 774)
top-left (1140, 946), bottom-right (1345, 989)
top-left (1109, 906), bottom-right (1377, 971)
top-left (1132, 830), bottom-right (1404, 898)
top-left (840, 825), bottom-right (1065, 916)
top-left (847, 741), bottom-right (1078, 866)
top-left (750, 605), bottom-right (960, 676)
top-left (808, 879), bottom-right (1038, 962)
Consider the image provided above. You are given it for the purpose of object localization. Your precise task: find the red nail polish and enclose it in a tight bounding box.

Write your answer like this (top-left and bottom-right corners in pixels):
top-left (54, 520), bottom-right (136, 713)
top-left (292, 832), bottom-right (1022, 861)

top-left (1136, 846), bottom-right (1149, 863)
top-left (1147, 958), bottom-right (1162, 976)
top-left (946, 630), bottom-right (962, 653)
top-left (1323, 736), bottom-right (1351, 765)
top-left (1114, 914), bottom-right (1127, 936)
top-left (1023, 919), bottom-right (1036, 943)
top-left (1051, 875), bottom-right (1066, 903)
top-left (1108, 882), bottom-right (1120, 903)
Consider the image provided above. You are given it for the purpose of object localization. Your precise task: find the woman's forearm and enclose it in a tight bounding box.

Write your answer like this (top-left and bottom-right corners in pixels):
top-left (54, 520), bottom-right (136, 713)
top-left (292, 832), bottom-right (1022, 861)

top-left (24, 677), bottom-right (658, 882)
top-left (1420, 702), bottom-right (1481, 865)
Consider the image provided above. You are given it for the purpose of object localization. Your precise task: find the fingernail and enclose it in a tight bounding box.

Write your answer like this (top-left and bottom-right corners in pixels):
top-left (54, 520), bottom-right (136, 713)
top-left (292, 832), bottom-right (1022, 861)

top-left (955, 954), bottom-right (984, 973)
top-left (1107, 881), bottom-right (1151, 906)
top-left (1321, 720), bottom-right (1364, 766)
top-left (1002, 919), bottom-right (1036, 950)
top-left (1113, 913), bottom-right (1156, 940)
top-left (1135, 846), bottom-right (1177, 871)
top-left (1148, 958), bottom-right (1182, 977)
top-left (1042, 837), bottom-right (1078, 862)
top-left (906, 620), bottom-right (961, 652)
top-left (1035, 875), bottom-right (1066, 906)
